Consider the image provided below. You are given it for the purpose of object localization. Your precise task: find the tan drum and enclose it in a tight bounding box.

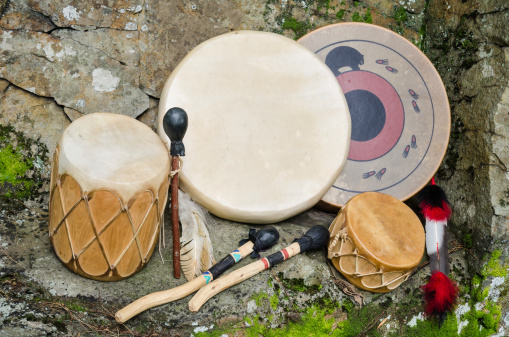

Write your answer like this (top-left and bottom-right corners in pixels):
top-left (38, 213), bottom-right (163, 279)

top-left (49, 113), bottom-right (170, 281)
top-left (328, 192), bottom-right (425, 292)
top-left (158, 30), bottom-right (351, 224)
top-left (299, 23), bottom-right (451, 209)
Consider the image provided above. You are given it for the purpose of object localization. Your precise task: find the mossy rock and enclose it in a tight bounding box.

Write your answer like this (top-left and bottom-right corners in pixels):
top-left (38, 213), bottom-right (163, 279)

top-left (0, 124), bottom-right (48, 201)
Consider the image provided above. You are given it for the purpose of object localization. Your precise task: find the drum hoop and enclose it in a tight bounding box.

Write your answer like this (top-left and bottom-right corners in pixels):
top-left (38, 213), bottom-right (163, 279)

top-left (328, 228), bottom-right (413, 290)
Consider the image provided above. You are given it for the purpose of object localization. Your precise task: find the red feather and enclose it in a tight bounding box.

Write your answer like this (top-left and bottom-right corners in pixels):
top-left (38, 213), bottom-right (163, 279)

top-left (418, 178), bottom-right (458, 323)
top-left (422, 271), bottom-right (459, 317)
top-left (420, 200), bottom-right (452, 221)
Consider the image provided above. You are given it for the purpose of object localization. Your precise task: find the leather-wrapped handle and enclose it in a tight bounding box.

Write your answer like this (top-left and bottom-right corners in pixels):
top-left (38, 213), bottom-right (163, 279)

top-left (188, 225), bottom-right (328, 312)
top-left (162, 107), bottom-right (188, 279)
top-left (115, 227), bottom-right (279, 323)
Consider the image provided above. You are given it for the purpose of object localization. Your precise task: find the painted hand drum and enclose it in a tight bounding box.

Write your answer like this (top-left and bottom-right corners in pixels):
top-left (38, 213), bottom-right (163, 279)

top-left (49, 113), bottom-right (170, 281)
top-left (328, 192), bottom-right (425, 292)
top-left (299, 23), bottom-right (451, 208)
top-left (158, 31), bottom-right (351, 224)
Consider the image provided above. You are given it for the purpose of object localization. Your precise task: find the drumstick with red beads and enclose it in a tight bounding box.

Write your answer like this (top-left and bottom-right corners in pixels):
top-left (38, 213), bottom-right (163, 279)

top-left (115, 227), bottom-right (279, 323)
top-left (188, 225), bottom-right (329, 312)
top-left (418, 177), bottom-right (459, 326)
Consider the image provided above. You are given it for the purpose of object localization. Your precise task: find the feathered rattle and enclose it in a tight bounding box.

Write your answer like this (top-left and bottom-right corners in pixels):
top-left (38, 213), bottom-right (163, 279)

top-left (418, 177), bottom-right (459, 325)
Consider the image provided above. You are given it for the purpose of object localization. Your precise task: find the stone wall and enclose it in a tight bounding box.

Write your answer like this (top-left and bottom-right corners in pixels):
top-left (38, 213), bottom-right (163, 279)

top-left (1, 0), bottom-right (507, 265)
top-left (423, 0), bottom-right (509, 270)
top-left (1, 1), bottom-right (509, 336)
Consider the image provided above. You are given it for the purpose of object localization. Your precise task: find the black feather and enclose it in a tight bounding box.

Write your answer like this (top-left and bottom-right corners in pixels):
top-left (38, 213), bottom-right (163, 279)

top-left (418, 185), bottom-right (450, 208)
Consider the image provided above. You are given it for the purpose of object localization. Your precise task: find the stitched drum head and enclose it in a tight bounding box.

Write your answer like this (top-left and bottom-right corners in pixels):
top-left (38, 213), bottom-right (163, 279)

top-left (328, 192), bottom-right (424, 292)
top-left (59, 113), bottom-right (170, 201)
top-left (299, 23), bottom-right (451, 208)
top-left (158, 31), bottom-right (351, 224)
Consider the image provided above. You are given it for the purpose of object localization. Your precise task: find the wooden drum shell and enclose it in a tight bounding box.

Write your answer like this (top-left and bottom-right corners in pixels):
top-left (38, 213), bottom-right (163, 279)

top-left (49, 113), bottom-right (170, 281)
top-left (328, 192), bottom-right (424, 292)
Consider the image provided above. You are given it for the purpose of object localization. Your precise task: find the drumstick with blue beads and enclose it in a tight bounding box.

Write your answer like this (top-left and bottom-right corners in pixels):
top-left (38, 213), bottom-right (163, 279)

top-left (115, 226), bottom-right (279, 323)
top-left (188, 225), bottom-right (329, 312)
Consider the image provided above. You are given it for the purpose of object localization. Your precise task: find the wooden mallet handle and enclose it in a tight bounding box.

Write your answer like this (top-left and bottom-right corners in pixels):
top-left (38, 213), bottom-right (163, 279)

top-left (188, 225), bottom-right (329, 312)
top-left (162, 107), bottom-right (188, 279)
top-left (115, 227), bottom-right (279, 323)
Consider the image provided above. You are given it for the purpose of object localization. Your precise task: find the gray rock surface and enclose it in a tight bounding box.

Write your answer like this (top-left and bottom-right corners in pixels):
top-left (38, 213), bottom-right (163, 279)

top-left (0, 85), bottom-right (70, 156)
top-left (1, 0), bottom-right (508, 335)
top-left (424, 0), bottom-right (509, 261)
top-left (0, 27), bottom-right (149, 119)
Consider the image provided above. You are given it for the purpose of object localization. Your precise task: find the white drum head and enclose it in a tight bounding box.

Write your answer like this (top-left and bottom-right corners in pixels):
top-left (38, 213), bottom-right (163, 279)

top-left (158, 31), bottom-right (350, 223)
top-left (59, 112), bottom-right (170, 202)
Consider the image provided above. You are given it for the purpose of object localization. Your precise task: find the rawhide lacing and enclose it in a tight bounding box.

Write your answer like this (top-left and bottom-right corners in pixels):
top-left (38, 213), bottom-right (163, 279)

top-left (50, 164), bottom-right (163, 278)
top-left (328, 227), bottom-right (412, 289)
top-left (169, 156), bottom-right (184, 178)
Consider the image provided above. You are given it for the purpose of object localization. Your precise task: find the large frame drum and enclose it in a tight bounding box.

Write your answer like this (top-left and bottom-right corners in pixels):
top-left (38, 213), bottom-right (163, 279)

top-left (49, 113), bottom-right (170, 281)
top-left (328, 192), bottom-right (425, 292)
top-left (158, 31), bottom-right (351, 224)
top-left (299, 23), bottom-right (451, 209)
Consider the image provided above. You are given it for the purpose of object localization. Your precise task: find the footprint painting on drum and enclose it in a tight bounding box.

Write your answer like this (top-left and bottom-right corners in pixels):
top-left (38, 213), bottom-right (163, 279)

top-left (299, 23), bottom-right (451, 208)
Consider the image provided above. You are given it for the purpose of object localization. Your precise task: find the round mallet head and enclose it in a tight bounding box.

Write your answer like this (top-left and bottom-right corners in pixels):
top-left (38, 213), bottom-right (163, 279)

top-left (253, 226), bottom-right (280, 251)
top-left (240, 226), bottom-right (280, 258)
top-left (163, 107), bottom-right (188, 156)
top-left (295, 225), bottom-right (329, 253)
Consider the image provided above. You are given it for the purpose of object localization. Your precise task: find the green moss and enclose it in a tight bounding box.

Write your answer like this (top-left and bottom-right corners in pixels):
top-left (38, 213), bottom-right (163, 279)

top-left (482, 302), bottom-right (501, 330)
top-left (244, 307), bottom-right (337, 336)
top-left (462, 233), bottom-right (473, 248)
top-left (458, 302), bottom-right (501, 337)
top-left (394, 6), bottom-right (408, 25)
top-left (251, 292), bottom-right (268, 307)
top-left (281, 17), bottom-right (314, 40)
top-left (481, 250), bottom-right (507, 278)
top-left (363, 8), bottom-right (372, 24)
top-left (313, 296), bottom-right (339, 314)
top-left (0, 144), bottom-right (34, 198)
top-left (388, 6), bottom-right (409, 36)
top-left (0, 124), bottom-right (47, 200)
top-left (336, 9), bottom-right (345, 20)
top-left (406, 313), bottom-right (459, 336)
top-left (457, 251), bottom-right (506, 337)
top-left (277, 273), bottom-right (321, 293)
top-left (341, 298), bottom-right (354, 313)
top-left (316, 0), bottom-right (333, 11)
top-left (270, 293), bottom-right (279, 310)
top-left (63, 299), bottom-right (89, 312)
top-left (351, 11), bottom-right (362, 22)
top-left (475, 287), bottom-right (490, 302)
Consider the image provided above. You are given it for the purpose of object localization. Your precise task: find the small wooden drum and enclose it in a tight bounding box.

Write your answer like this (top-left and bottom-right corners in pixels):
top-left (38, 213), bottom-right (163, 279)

top-left (49, 113), bottom-right (170, 281)
top-left (328, 192), bottom-right (424, 292)
top-left (299, 23), bottom-right (451, 209)
top-left (158, 31), bottom-right (351, 224)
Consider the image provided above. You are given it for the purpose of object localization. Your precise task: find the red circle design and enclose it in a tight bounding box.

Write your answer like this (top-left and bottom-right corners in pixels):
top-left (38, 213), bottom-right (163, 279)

top-left (337, 71), bottom-right (404, 161)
